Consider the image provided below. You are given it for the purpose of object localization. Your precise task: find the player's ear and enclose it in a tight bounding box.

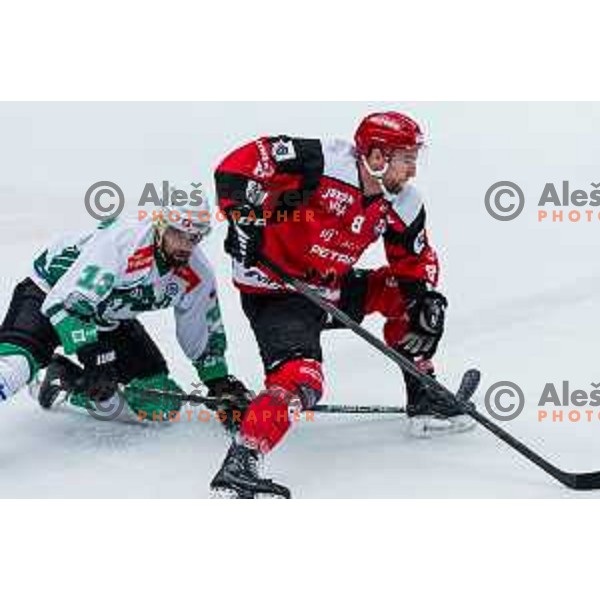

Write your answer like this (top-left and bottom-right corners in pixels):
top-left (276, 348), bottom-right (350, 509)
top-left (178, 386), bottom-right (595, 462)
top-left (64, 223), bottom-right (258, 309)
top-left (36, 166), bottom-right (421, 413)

top-left (367, 147), bottom-right (385, 170)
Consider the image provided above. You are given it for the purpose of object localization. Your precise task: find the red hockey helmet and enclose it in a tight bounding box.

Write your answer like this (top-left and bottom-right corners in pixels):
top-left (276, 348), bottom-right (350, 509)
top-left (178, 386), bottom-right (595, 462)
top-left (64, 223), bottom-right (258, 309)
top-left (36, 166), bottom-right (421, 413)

top-left (354, 112), bottom-right (424, 157)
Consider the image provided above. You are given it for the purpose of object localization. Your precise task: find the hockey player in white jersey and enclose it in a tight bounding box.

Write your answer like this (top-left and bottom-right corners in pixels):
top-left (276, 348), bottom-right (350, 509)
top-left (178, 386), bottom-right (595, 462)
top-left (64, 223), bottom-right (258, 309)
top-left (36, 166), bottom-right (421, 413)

top-left (0, 194), bottom-right (250, 419)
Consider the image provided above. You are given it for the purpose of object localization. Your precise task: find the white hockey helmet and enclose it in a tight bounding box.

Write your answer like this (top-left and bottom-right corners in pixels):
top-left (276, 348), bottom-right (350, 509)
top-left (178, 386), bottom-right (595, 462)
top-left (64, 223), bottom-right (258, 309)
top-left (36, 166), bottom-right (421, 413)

top-left (158, 184), bottom-right (212, 242)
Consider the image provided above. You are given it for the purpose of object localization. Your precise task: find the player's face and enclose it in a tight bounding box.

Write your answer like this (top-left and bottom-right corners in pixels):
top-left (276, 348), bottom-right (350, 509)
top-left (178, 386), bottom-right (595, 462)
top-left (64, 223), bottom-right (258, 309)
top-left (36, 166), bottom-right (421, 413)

top-left (381, 148), bottom-right (418, 194)
top-left (161, 227), bottom-right (196, 267)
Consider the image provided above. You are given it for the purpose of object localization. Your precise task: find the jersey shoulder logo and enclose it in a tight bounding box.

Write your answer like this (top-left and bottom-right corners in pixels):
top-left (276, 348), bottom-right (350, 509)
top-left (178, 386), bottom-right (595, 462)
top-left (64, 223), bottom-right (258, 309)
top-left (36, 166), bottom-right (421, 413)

top-left (271, 138), bottom-right (297, 163)
top-left (174, 265), bottom-right (202, 293)
top-left (126, 245), bottom-right (154, 273)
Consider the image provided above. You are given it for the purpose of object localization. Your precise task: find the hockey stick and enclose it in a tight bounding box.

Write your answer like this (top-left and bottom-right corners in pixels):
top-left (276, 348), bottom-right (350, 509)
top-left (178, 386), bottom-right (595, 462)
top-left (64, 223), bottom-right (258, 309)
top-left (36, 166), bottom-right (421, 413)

top-left (258, 255), bottom-right (600, 491)
top-left (141, 368), bottom-right (481, 416)
top-left (53, 385), bottom-right (405, 417)
top-left (139, 388), bottom-right (406, 414)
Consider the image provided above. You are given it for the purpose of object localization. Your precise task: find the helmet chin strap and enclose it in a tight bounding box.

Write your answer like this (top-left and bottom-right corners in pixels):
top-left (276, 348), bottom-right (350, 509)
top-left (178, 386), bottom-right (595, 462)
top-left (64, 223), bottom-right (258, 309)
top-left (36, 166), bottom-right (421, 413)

top-left (361, 156), bottom-right (397, 201)
top-left (361, 155), bottom-right (389, 181)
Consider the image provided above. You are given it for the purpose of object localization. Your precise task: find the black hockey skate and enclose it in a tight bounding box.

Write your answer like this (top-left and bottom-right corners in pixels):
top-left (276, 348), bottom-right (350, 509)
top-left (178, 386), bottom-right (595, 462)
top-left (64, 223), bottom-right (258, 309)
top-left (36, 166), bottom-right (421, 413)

top-left (404, 369), bottom-right (475, 437)
top-left (210, 442), bottom-right (291, 499)
top-left (37, 354), bottom-right (83, 409)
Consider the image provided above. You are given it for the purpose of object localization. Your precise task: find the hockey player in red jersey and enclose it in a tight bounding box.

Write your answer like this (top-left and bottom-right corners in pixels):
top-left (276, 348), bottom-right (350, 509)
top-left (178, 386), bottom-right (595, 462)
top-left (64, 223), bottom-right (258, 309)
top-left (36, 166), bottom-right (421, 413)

top-left (211, 112), bottom-right (470, 498)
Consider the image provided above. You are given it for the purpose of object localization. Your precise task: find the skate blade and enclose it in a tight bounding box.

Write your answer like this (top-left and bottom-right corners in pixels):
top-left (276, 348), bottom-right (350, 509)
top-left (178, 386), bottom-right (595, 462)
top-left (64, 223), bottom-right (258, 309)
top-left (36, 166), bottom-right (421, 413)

top-left (209, 486), bottom-right (255, 499)
top-left (209, 487), bottom-right (289, 499)
top-left (406, 414), bottom-right (476, 438)
top-left (447, 415), bottom-right (477, 433)
top-left (209, 487), bottom-right (241, 499)
top-left (254, 492), bottom-right (290, 500)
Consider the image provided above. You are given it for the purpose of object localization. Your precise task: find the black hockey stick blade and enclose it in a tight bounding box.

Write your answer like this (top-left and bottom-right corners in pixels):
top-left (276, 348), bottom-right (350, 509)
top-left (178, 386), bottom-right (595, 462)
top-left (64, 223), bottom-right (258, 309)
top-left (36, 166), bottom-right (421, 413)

top-left (460, 401), bottom-right (600, 491)
top-left (455, 368), bottom-right (481, 405)
top-left (569, 471), bottom-right (600, 490)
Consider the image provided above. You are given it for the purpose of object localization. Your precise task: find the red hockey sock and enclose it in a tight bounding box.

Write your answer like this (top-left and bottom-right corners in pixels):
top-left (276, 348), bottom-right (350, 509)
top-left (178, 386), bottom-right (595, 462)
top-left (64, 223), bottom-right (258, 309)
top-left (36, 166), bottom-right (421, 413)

top-left (240, 389), bottom-right (291, 454)
top-left (240, 359), bottom-right (324, 453)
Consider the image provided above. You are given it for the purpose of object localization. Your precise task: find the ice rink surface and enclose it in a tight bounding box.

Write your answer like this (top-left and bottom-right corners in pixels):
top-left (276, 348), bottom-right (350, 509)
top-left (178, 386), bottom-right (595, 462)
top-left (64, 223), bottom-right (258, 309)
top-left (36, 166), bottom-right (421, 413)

top-left (1, 102), bottom-right (600, 498)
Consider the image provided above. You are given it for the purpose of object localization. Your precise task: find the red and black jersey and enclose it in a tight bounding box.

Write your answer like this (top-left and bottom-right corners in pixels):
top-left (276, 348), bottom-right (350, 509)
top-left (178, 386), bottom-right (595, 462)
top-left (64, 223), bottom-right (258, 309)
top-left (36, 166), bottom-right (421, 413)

top-left (215, 136), bottom-right (439, 300)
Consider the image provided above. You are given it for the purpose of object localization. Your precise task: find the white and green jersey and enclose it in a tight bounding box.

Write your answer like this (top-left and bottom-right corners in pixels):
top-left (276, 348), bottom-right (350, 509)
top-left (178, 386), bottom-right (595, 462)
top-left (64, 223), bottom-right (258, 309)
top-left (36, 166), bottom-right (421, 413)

top-left (31, 218), bottom-right (228, 382)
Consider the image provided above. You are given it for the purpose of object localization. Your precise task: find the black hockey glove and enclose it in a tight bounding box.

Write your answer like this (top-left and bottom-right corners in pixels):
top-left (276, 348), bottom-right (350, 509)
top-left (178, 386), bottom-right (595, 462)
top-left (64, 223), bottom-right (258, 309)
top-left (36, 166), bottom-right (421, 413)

top-left (205, 375), bottom-right (254, 435)
top-left (206, 375), bottom-right (254, 408)
top-left (224, 206), bottom-right (265, 268)
top-left (75, 340), bottom-right (119, 403)
top-left (398, 284), bottom-right (447, 359)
